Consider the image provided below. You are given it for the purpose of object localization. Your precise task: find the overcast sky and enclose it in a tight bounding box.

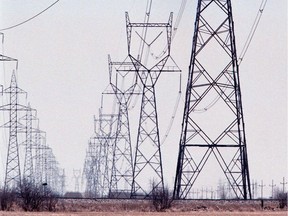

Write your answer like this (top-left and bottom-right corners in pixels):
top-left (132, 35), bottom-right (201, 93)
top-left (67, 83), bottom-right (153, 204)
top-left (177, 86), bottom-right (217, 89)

top-left (0, 0), bottom-right (287, 196)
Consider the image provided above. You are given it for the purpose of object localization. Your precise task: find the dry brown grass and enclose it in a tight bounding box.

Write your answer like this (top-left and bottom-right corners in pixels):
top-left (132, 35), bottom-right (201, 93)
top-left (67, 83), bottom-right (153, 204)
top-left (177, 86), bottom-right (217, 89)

top-left (0, 199), bottom-right (286, 215)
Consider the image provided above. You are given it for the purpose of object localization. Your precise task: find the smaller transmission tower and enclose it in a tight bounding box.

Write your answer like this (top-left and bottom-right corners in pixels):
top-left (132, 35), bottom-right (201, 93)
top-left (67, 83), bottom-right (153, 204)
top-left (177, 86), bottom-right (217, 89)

top-left (18, 104), bottom-right (38, 183)
top-left (73, 169), bottom-right (81, 192)
top-left (0, 72), bottom-right (29, 190)
top-left (125, 12), bottom-right (181, 197)
top-left (94, 111), bottom-right (117, 197)
top-left (34, 127), bottom-right (46, 185)
top-left (108, 55), bottom-right (137, 198)
top-left (83, 137), bottom-right (100, 198)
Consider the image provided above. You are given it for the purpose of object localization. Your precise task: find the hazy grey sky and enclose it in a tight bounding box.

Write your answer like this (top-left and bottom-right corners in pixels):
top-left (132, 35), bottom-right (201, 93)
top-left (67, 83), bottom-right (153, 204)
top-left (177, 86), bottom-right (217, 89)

top-left (0, 0), bottom-right (287, 196)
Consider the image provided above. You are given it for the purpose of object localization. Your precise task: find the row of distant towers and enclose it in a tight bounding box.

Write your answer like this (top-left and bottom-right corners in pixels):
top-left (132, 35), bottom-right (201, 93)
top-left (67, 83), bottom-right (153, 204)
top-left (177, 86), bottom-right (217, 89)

top-left (83, 0), bottom-right (251, 199)
top-left (0, 47), bottom-right (63, 191)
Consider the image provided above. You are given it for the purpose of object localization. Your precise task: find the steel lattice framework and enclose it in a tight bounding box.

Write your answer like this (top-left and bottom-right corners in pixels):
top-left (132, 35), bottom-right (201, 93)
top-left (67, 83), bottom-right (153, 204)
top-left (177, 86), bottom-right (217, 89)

top-left (83, 137), bottom-right (101, 197)
top-left (22, 104), bottom-right (35, 182)
top-left (173, 0), bottom-right (251, 199)
top-left (34, 127), bottom-right (47, 185)
top-left (108, 55), bottom-right (136, 198)
top-left (125, 12), bottom-right (181, 198)
top-left (0, 72), bottom-right (28, 190)
top-left (94, 111), bottom-right (117, 197)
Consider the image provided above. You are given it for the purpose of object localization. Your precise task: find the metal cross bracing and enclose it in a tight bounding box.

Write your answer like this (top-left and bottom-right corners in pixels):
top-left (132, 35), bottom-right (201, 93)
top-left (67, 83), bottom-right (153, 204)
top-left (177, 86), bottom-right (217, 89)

top-left (45, 146), bottom-right (61, 192)
top-left (83, 137), bottom-right (101, 198)
top-left (33, 127), bottom-right (47, 186)
top-left (59, 169), bottom-right (66, 196)
top-left (22, 105), bottom-right (34, 182)
top-left (73, 169), bottom-right (81, 192)
top-left (93, 111), bottom-right (118, 197)
top-left (173, 0), bottom-right (251, 199)
top-left (0, 71), bottom-right (30, 190)
top-left (107, 55), bottom-right (139, 198)
top-left (125, 12), bottom-right (181, 198)
top-left (18, 103), bottom-right (39, 183)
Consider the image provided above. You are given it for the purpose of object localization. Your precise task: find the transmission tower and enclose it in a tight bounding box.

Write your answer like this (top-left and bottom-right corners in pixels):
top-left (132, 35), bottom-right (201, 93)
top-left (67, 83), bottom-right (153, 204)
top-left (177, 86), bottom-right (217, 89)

top-left (18, 104), bottom-right (39, 183)
top-left (108, 55), bottom-right (137, 198)
top-left (59, 169), bottom-right (66, 196)
top-left (94, 111), bottom-right (117, 197)
top-left (0, 72), bottom-right (29, 190)
top-left (125, 12), bottom-right (180, 198)
top-left (173, 0), bottom-right (251, 199)
top-left (73, 169), bottom-right (81, 192)
top-left (45, 147), bottom-right (60, 192)
top-left (34, 127), bottom-right (46, 185)
top-left (83, 137), bottom-right (100, 198)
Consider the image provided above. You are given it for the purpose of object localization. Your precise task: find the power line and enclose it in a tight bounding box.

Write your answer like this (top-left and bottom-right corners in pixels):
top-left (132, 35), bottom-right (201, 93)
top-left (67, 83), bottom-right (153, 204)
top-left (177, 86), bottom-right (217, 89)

top-left (192, 0), bottom-right (268, 113)
top-left (0, 0), bottom-right (60, 31)
top-left (238, 0), bottom-right (268, 65)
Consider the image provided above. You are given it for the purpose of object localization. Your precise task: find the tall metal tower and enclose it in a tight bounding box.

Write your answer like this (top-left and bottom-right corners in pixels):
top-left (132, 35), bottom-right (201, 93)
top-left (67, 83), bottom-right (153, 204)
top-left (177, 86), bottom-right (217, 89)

top-left (108, 55), bottom-right (136, 198)
top-left (83, 137), bottom-right (100, 198)
top-left (73, 169), bottom-right (81, 192)
top-left (173, 0), bottom-right (251, 199)
top-left (0, 72), bottom-right (28, 189)
top-left (34, 127), bottom-right (46, 185)
top-left (126, 12), bottom-right (180, 197)
top-left (94, 111), bottom-right (117, 197)
top-left (19, 104), bottom-right (38, 183)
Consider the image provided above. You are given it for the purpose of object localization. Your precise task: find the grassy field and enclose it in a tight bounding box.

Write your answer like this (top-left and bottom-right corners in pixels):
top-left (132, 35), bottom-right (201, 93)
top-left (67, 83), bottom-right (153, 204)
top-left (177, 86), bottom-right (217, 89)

top-left (0, 198), bottom-right (286, 215)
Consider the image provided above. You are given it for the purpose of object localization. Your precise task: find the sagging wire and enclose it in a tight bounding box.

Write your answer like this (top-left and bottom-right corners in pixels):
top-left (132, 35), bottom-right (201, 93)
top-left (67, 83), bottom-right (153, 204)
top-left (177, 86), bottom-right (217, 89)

top-left (192, 0), bottom-right (268, 113)
top-left (0, 0), bottom-right (60, 31)
top-left (151, 0), bottom-right (187, 60)
top-left (238, 0), bottom-right (268, 65)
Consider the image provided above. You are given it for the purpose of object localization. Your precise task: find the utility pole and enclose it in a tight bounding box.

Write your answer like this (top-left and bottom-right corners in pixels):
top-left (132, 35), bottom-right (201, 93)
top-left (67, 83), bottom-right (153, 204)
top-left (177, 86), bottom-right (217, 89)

top-left (280, 177), bottom-right (287, 193)
top-left (173, 0), bottom-right (251, 199)
top-left (259, 180), bottom-right (265, 199)
top-left (269, 180), bottom-right (276, 198)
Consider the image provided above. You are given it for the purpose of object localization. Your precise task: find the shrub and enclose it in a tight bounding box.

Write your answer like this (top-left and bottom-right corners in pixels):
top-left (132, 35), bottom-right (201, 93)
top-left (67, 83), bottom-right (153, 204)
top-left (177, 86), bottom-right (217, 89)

top-left (275, 190), bottom-right (287, 209)
top-left (19, 179), bottom-right (44, 211)
top-left (19, 179), bottom-right (59, 212)
top-left (0, 187), bottom-right (17, 211)
top-left (42, 187), bottom-right (58, 212)
top-left (150, 182), bottom-right (173, 212)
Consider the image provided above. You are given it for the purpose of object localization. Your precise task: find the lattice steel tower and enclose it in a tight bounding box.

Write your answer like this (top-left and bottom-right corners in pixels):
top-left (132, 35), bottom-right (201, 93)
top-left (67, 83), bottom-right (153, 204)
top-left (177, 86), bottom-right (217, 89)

top-left (174, 0), bottom-right (251, 199)
top-left (94, 111), bottom-right (117, 197)
top-left (126, 12), bottom-right (180, 197)
top-left (22, 104), bottom-right (34, 182)
top-left (108, 55), bottom-right (135, 198)
top-left (0, 72), bottom-right (28, 189)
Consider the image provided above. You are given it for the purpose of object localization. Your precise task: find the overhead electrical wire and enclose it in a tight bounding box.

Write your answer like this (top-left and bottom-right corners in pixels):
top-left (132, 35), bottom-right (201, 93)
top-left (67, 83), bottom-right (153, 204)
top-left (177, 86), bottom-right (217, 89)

top-left (0, 34), bottom-right (8, 176)
top-left (193, 0), bottom-right (268, 113)
top-left (0, 0), bottom-right (60, 31)
top-left (127, 0), bottom-right (152, 111)
top-left (151, 0), bottom-right (187, 60)
top-left (238, 0), bottom-right (268, 65)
